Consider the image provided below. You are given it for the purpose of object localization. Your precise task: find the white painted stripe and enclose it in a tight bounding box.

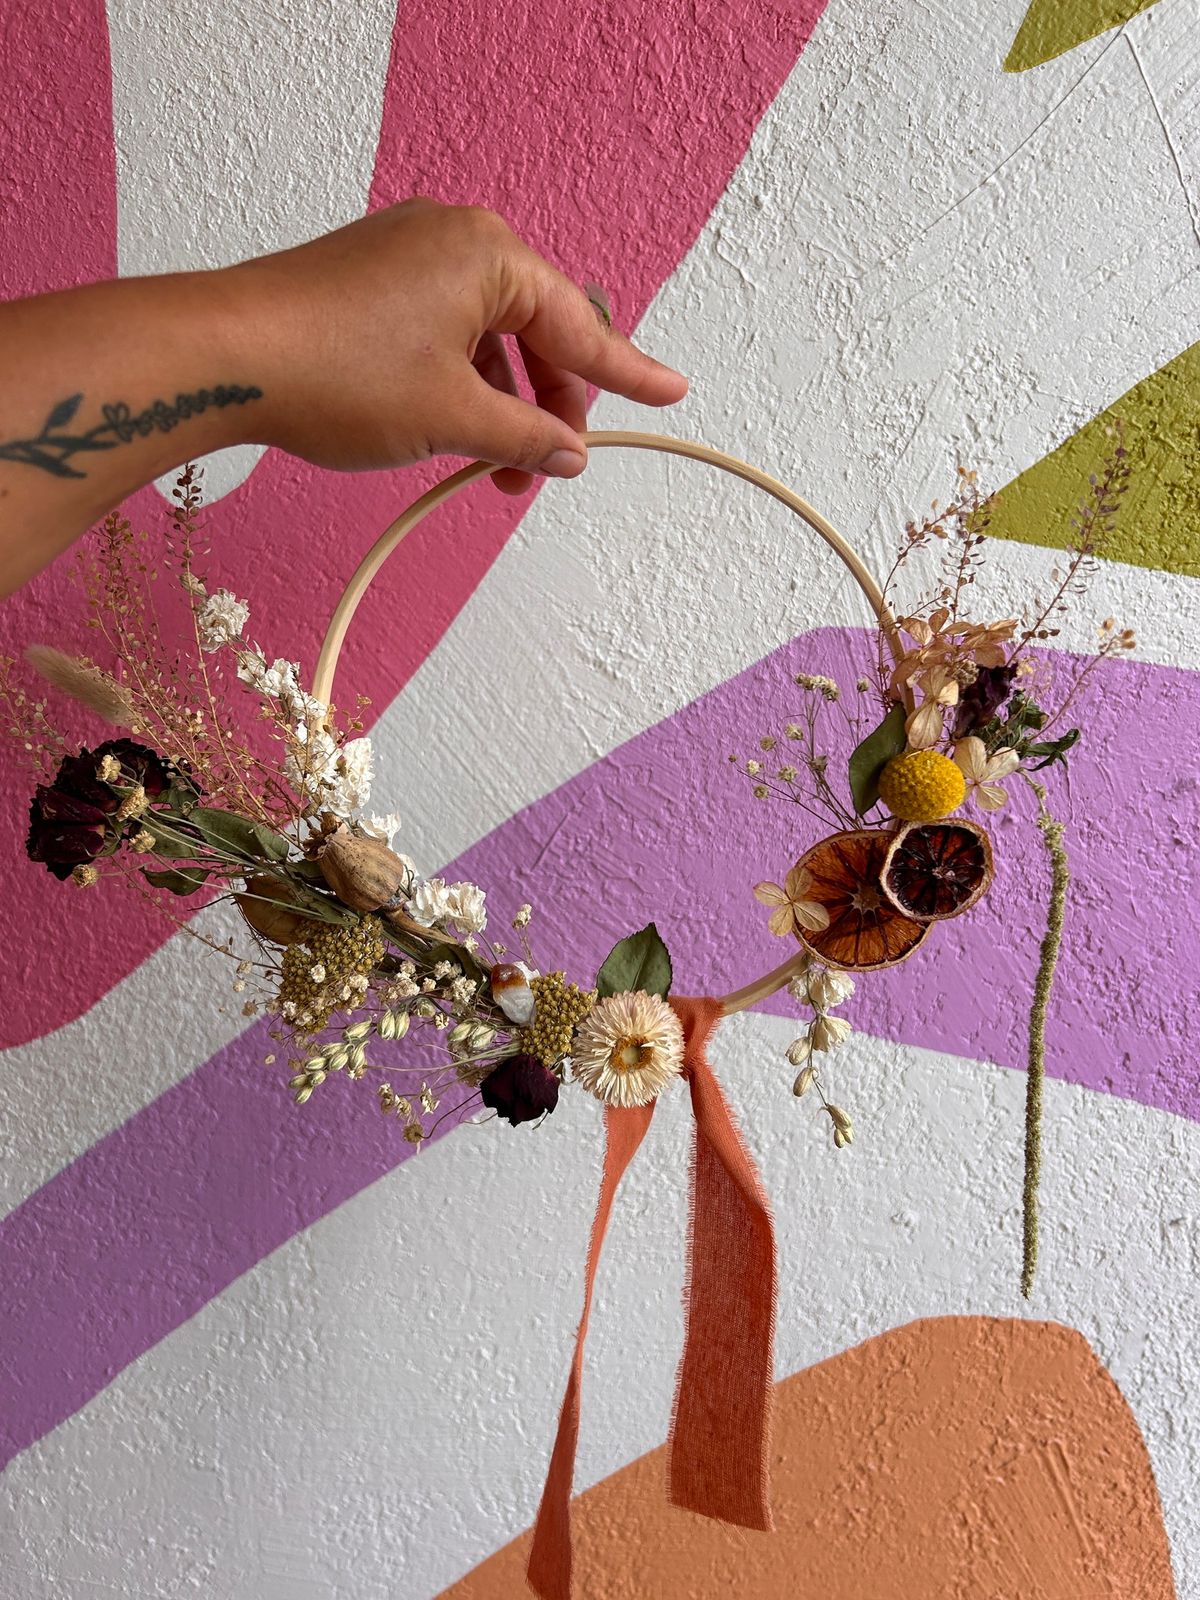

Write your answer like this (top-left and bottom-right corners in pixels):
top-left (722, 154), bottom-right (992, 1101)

top-left (3, 1014), bottom-right (1196, 1596)
top-left (5, 0), bottom-right (1199, 1219)
top-left (107, 0), bottom-right (396, 501)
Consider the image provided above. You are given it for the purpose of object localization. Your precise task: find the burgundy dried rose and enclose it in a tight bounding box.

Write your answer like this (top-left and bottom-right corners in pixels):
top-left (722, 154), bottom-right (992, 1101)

top-left (26, 785), bottom-right (111, 880)
top-left (94, 738), bottom-right (177, 798)
top-left (25, 739), bottom-right (185, 880)
top-left (479, 1054), bottom-right (559, 1126)
top-left (952, 664), bottom-right (1017, 740)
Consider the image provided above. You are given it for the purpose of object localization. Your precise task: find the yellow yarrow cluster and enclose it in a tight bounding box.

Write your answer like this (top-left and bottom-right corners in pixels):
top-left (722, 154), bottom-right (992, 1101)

top-left (878, 749), bottom-right (965, 822)
top-left (279, 914), bottom-right (386, 1036)
top-left (519, 970), bottom-right (597, 1068)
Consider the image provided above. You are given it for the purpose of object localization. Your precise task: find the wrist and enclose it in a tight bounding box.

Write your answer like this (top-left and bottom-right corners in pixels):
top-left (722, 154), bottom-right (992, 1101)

top-left (204, 259), bottom-right (293, 452)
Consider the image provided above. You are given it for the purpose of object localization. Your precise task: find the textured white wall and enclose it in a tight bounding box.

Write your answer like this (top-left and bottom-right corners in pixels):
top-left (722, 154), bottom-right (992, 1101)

top-left (3, 0), bottom-right (1199, 1595)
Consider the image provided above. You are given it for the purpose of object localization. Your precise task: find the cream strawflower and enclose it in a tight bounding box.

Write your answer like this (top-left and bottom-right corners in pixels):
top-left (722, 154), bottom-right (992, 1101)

top-left (572, 990), bottom-right (684, 1108)
top-left (753, 864), bottom-right (830, 937)
top-left (953, 737), bottom-right (1020, 811)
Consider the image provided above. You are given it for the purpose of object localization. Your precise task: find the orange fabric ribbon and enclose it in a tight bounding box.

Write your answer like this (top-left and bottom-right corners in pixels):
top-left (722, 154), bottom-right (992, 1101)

top-left (526, 995), bottom-right (777, 1600)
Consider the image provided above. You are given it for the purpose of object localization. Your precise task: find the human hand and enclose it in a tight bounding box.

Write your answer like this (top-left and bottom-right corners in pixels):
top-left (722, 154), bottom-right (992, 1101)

top-left (228, 197), bottom-right (689, 495)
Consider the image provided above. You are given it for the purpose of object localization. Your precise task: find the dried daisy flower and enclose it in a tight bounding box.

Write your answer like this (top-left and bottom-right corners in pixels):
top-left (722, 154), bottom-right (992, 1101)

top-left (572, 990), bottom-right (684, 1108)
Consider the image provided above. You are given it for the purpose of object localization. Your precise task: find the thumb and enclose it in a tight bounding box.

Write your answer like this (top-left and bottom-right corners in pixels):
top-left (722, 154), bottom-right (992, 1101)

top-left (441, 372), bottom-right (588, 482)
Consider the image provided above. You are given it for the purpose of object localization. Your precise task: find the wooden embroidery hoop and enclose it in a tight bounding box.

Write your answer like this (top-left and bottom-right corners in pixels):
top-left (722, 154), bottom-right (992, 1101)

top-left (313, 429), bottom-right (907, 1020)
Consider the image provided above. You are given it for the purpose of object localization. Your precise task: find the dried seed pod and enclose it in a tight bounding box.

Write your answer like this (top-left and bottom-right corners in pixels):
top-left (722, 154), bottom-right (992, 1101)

top-left (792, 1065), bottom-right (816, 1097)
top-left (235, 874), bottom-right (311, 945)
top-left (317, 825), bottom-right (409, 914)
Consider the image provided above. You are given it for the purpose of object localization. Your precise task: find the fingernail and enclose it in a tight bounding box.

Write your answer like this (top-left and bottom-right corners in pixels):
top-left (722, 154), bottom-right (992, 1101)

top-left (540, 449), bottom-right (586, 478)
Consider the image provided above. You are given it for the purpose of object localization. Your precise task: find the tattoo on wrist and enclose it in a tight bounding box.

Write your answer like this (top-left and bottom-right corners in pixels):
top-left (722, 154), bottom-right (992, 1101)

top-left (0, 384), bottom-right (264, 480)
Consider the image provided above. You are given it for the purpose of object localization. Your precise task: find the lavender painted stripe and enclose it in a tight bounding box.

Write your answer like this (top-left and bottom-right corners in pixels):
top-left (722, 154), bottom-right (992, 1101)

top-left (0, 1027), bottom-right (469, 1470)
top-left (1, 628), bottom-right (1194, 1470)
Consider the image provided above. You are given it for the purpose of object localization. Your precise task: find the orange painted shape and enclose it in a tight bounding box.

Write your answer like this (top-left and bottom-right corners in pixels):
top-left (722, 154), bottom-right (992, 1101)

top-left (442, 1316), bottom-right (1176, 1599)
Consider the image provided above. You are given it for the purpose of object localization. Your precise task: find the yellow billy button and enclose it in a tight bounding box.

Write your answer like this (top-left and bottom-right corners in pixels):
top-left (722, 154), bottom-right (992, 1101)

top-left (877, 749), bottom-right (966, 823)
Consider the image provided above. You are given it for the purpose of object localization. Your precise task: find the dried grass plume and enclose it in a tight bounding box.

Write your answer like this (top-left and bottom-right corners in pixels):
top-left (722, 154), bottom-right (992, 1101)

top-left (24, 645), bottom-right (138, 729)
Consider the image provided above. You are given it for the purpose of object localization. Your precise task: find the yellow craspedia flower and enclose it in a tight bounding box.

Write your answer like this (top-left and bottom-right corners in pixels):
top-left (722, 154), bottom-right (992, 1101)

top-left (878, 749), bottom-right (966, 822)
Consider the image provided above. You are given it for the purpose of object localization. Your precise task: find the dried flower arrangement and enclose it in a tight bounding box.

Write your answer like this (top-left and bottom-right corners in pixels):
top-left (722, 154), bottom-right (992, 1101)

top-left (2, 438), bottom-right (1132, 1309)
top-left (3, 432), bottom-right (1136, 1600)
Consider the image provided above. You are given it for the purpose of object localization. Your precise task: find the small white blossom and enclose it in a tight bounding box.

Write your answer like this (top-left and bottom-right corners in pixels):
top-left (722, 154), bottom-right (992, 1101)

top-left (445, 880), bottom-right (487, 933)
top-left (789, 967), bottom-right (855, 1011)
top-left (237, 652), bottom-right (302, 701)
top-left (323, 737), bottom-right (374, 816)
top-left (360, 812), bottom-right (403, 849)
top-left (407, 877), bottom-right (452, 927)
top-left (811, 1015), bottom-right (852, 1053)
top-left (309, 963), bottom-right (327, 983)
top-left (196, 589), bottom-right (250, 652)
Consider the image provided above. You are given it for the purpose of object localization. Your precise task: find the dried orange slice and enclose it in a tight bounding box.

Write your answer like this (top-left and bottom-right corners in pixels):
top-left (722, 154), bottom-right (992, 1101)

top-left (792, 829), bottom-right (928, 970)
top-left (881, 820), bottom-right (994, 922)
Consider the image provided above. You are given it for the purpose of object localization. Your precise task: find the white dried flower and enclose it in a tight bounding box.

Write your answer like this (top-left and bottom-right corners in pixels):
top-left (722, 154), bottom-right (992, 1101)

top-left (360, 812), bottom-right (403, 849)
top-left (237, 652), bottom-right (301, 701)
top-left (789, 966), bottom-right (855, 1011)
top-left (407, 877), bottom-right (451, 928)
top-left (445, 880), bottom-right (487, 933)
top-left (96, 754), bottom-right (121, 782)
top-left (811, 1015), bottom-right (852, 1053)
top-left (309, 963), bottom-right (327, 984)
top-left (196, 588), bottom-right (250, 651)
top-left (322, 736), bottom-right (374, 816)
top-left (512, 903), bottom-right (532, 928)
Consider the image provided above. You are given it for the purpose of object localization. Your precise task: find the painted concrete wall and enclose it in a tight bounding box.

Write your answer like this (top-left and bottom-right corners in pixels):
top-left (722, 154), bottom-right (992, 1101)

top-left (1, 1), bottom-right (1197, 1594)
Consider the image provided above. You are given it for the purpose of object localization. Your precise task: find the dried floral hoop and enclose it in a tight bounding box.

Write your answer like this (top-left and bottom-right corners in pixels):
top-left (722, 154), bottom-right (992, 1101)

top-left (313, 428), bottom-right (912, 1021)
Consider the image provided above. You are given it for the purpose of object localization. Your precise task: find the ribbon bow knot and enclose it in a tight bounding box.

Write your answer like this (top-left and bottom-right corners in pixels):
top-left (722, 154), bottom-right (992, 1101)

top-left (527, 995), bottom-right (778, 1599)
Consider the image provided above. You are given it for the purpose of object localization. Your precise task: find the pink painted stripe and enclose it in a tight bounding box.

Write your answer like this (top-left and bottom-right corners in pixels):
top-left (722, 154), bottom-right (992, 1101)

top-left (1, 628), bottom-right (1194, 1468)
top-left (0, 0), bottom-right (116, 299)
top-left (0, 0), bottom-right (827, 1044)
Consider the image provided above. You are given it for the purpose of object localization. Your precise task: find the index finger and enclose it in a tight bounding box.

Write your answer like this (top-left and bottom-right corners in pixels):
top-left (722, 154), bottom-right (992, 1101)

top-left (493, 247), bottom-right (689, 408)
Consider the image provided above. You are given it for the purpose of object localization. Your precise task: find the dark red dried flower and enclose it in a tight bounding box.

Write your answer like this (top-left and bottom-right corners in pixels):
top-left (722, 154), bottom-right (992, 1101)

top-left (480, 1053), bottom-right (559, 1126)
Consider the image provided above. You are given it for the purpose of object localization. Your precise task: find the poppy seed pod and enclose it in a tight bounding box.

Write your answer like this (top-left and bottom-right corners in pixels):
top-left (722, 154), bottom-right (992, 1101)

top-left (318, 825), bottom-right (409, 914)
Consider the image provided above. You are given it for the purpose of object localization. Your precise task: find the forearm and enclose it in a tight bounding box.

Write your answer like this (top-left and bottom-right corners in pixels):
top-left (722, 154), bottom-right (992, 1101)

top-left (0, 269), bottom-right (266, 595)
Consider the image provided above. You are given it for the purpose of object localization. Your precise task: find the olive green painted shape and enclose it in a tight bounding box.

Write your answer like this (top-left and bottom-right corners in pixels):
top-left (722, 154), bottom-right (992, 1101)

top-left (1004, 0), bottom-right (1160, 72)
top-left (988, 342), bottom-right (1200, 579)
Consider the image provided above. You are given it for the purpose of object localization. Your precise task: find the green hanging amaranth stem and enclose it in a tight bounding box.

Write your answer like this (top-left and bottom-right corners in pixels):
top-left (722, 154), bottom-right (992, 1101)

top-left (1022, 781), bottom-right (1070, 1298)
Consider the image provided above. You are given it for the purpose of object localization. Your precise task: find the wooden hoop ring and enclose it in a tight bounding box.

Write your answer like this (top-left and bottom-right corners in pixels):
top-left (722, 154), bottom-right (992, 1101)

top-left (314, 430), bottom-right (905, 1015)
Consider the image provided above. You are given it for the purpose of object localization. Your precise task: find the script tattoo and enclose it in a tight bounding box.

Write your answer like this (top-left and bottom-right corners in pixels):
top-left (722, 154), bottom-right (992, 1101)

top-left (0, 385), bottom-right (264, 480)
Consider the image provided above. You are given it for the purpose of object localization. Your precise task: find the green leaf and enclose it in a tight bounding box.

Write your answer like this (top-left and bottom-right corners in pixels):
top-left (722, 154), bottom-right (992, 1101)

top-left (140, 813), bottom-right (203, 859)
top-left (595, 922), bottom-right (673, 1000)
top-left (1024, 728), bottom-right (1080, 771)
top-left (143, 865), bottom-right (211, 896)
top-left (848, 705), bottom-right (907, 816)
top-left (189, 806), bottom-right (291, 863)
